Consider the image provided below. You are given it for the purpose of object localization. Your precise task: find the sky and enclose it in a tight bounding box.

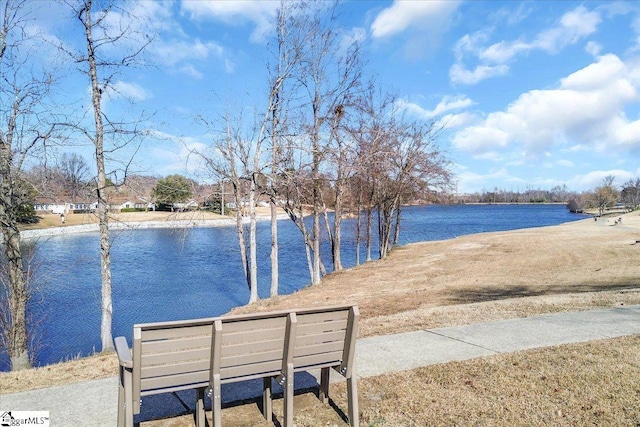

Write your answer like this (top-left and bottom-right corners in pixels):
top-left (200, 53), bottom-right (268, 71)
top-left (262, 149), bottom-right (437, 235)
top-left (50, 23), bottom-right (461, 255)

top-left (28, 0), bottom-right (640, 194)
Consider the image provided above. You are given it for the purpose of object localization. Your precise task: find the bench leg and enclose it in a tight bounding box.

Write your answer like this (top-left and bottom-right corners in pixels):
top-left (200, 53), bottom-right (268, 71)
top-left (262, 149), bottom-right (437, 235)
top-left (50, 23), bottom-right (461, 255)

top-left (347, 375), bottom-right (359, 427)
top-left (120, 367), bottom-right (134, 427)
top-left (283, 363), bottom-right (294, 427)
top-left (262, 377), bottom-right (272, 420)
top-left (319, 367), bottom-right (330, 404)
top-left (211, 374), bottom-right (222, 427)
top-left (117, 367), bottom-right (125, 427)
top-left (195, 387), bottom-right (205, 427)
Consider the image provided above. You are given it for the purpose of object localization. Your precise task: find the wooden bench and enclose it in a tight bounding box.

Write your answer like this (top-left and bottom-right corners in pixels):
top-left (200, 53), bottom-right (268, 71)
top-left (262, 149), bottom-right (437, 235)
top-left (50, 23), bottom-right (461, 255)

top-left (115, 304), bottom-right (358, 427)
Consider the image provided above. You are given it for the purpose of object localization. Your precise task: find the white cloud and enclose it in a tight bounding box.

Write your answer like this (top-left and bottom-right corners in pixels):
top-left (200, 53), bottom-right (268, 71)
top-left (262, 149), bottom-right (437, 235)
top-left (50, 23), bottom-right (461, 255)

top-left (371, 0), bottom-right (461, 39)
top-left (147, 130), bottom-right (212, 178)
top-left (90, 1), bottom-right (232, 78)
top-left (179, 64), bottom-right (204, 79)
top-left (557, 159), bottom-right (575, 168)
top-left (109, 81), bottom-right (150, 102)
top-left (152, 39), bottom-right (224, 67)
top-left (342, 27), bottom-right (367, 51)
top-left (452, 54), bottom-right (640, 158)
top-left (585, 41), bottom-right (602, 56)
top-left (479, 39), bottom-right (530, 64)
top-left (370, 0), bottom-right (462, 58)
top-left (533, 6), bottom-right (601, 53)
top-left (568, 169), bottom-right (635, 191)
top-left (453, 30), bottom-right (492, 61)
top-left (449, 63), bottom-right (509, 85)
top-left (150, 38), bottom-right (230, 76)
top-left (454, 125), bottom-right (510, 154)
top-left (181, 0), bottom-right (279, 43)
top-left (455, 167), bottom-right (515, 193)
top-left (397, 95), bottom-right (475, 120)
top-left (429, 96), bottom-right (475, 116)
top-left (435, 112), bottom-right (477, 131)
top-left (451, 5), bottom-right (603, 85)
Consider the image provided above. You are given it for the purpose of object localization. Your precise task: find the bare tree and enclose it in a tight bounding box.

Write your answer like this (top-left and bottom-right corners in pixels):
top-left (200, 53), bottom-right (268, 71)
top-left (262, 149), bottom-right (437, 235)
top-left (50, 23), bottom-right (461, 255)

top-left (196, 111), bottom-right (260, 303)
top-left (591, 175), bottom-right (619, 217)
top-left (63, 0), bottom-right (151, 352)
top-left (352, 89), bottom-right (451, 259)
top-left (0, 0), bottom-right (55, 370)
top-left (621, 178), bottom-right (640, 210)
top-left (264, 1), bottom-right (308, 296)
top-left (58, 153), bottom-right (91, 202)
top-left (193, 1), bottom-right (309, 301)
top-left (350, 89), bottom-right (394, 263)
top-left (277, 0), bottom-right (363, 284)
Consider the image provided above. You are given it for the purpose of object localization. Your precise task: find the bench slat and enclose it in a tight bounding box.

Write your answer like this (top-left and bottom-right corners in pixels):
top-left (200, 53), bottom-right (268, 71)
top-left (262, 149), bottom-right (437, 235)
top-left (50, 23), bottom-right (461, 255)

top-left (141, 335), bottom-right (210, 354)
top-left (141, 324), bottom-right (212, 341)
top-left (220, 338), bottom-right (284, 358)
top-left (141, 359), bottom-right (209, 379)
top-left (293, 350), bottom-right (343, 370)
top-left (221, 316), bottom-right (287, 333)
top-left (296, 311), bottom-right (349, 325)
top-left (220, 348), bottom-right (283, 369)
top-left (220, 359), bottom-right (282, 380)
top-left (141, 370), bottom-right (209, 393)
top-left (296, 319), bottom-right (347, 336)
top-left (142, 348), bottom-right (210, 367)
top-left (221, 326), bottom-right (286, 345)
top-left (294, 340), bottom-right (345, 358)
top-left (294, 330), bottom-right (346, 347)
top-left (140, 381), bottom-right (209, 397)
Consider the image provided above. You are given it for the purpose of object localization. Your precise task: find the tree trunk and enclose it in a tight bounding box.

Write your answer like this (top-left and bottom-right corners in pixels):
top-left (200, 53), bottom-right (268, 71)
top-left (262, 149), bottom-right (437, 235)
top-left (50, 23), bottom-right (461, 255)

top-left (97, 194), bottom-right (113, 352)
top-left (365, 206), bottom-right (373, 262)
top-left (82, 1), bottom-right (113, 352)
top-left (332, 180), bottom-right (343, 271)
top-left (232, 182), bottom-right (250, 288)
top-left (269, 199), bottom-right (278, 297)
top-left (248, 177), bottom-right (258, 303)
top-left (0, 86), bottom-right (30, 370)
top-left (355, 192), bottom-right (362, 266)
top-left (394, 203), bottom-right (402, 246)
top-left (0, 216), bottom-right (30, 370)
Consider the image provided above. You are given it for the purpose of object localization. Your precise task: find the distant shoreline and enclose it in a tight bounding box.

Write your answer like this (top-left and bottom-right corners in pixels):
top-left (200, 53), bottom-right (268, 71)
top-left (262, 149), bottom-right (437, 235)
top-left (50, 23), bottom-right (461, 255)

top-left (20, 215), bottom-right (289, 240)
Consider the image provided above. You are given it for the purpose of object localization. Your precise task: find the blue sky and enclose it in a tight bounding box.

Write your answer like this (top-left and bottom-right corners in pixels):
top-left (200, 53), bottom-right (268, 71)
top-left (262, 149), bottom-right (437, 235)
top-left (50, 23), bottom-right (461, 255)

top-left (34, 1), bottom-right (640, 194)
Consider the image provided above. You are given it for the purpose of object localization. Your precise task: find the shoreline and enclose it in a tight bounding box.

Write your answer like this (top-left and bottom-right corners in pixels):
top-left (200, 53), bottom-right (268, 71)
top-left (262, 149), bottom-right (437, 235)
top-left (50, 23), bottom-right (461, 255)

top-left (20, 214), bottom-right (289, 240)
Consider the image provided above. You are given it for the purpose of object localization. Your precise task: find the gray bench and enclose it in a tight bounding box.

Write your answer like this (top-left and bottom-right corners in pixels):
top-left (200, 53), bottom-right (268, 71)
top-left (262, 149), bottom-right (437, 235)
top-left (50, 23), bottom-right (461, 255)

top-left (115, 304), bottom-right (359, 427)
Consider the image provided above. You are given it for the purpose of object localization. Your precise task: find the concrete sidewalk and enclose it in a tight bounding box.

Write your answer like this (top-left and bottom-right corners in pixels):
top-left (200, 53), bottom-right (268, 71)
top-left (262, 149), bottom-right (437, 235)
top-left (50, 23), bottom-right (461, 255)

top-left (2, 305), bottom-right (639, 426)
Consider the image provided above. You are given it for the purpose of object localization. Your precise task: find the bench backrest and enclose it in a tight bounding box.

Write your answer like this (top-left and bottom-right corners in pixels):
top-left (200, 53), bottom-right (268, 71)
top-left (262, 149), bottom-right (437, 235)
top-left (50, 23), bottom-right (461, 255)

top-left (211, 311), bottom-right (289, 383)
top-left (131, 317), bottom-right (217, 412)
top-left (287, 305), bottom-right (359, 377)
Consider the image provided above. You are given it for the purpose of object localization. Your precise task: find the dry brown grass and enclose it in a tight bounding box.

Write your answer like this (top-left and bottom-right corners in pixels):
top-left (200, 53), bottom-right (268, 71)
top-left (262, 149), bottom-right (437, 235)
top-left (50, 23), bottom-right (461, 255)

top-left (355, 335), bottom-right (640, 427)
top-left (136, 335), bottom-right (640, 426)
top-left (3, 210), bottom-right (640, 426)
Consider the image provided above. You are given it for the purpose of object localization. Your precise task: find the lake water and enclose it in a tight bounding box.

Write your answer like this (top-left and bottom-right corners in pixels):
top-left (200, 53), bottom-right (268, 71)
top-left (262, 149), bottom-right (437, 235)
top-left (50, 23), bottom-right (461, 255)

top-left (2, 204), bottom-right (586, 370)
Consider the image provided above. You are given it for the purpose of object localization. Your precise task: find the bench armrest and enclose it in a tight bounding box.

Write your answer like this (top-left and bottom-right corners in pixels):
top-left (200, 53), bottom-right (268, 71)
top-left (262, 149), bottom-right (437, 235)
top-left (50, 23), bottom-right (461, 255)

top-left (114, 336), bottom-right (133, 369)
